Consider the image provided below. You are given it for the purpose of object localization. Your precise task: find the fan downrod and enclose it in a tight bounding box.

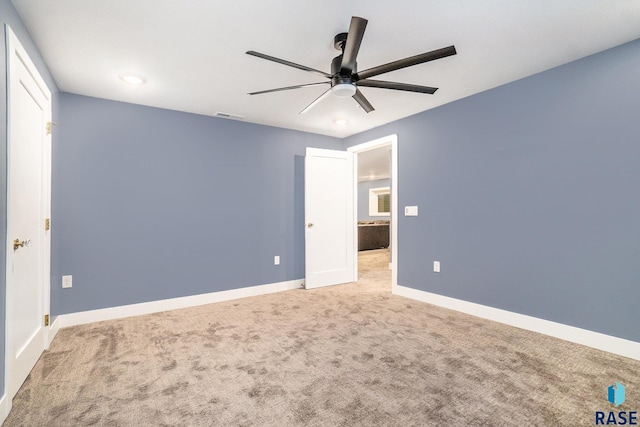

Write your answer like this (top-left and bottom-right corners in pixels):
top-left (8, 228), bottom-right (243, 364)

top-left (331, 33), bottom-right (356, 78)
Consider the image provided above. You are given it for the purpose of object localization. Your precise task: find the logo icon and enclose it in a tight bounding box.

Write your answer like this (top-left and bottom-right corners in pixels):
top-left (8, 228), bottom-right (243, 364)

top-left (608, 382), bottom-right (626, 407)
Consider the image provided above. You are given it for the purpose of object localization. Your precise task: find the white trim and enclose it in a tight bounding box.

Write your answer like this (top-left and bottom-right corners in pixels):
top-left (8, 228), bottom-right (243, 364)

top-left (348, 136), bottom-right (396, 153)
top-left (348, 134), bottom-right (398, 288)
top-left (395, 285), bottom-right (640, 361)
top-left (52, 279), bottom-right (304, 329)
top-left (0, 393), bottom-right (10, 426)
top-left (48, 316), bottom-right (62, 347)
top-left (353, 152), bottom-right (359, 280)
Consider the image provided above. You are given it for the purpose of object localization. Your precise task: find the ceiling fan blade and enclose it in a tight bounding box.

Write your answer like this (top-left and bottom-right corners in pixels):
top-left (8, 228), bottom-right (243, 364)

top-left (300, 87), bottom-right (333, 114)
top-left (248, 82), bottom-right (330, 95)
top-left (246, 51), bottom-right (332, 79)
top-left (357, 79), bottom-right (438, 94)
top-left (355, 45), bottom-right (457, 81)
top-left (341, 16), bottom-right (368, 75)
top-left (352, 89), bottom-right (374, 113)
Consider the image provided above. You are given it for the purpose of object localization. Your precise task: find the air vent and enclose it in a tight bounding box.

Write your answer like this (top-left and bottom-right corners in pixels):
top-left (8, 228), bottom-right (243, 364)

top-left (215, 112), bottom-right (244, 120)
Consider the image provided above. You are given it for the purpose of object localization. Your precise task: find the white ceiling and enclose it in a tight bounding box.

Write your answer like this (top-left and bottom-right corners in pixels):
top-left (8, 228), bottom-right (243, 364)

top-left (11, 0), bottom-right (640, 138)
top-left (358, 148), bottom-right (390, 182)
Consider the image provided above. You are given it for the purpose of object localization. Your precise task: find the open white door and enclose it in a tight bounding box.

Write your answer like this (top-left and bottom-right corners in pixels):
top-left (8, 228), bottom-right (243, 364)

top-left (5, 26), bottom-right (52, 400)
top-left (305, 148), bottom-right (355, 289)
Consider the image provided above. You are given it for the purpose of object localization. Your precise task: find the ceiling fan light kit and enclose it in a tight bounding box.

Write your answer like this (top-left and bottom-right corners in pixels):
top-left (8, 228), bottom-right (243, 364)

top-left (247, 16), bottom-right (456, 114)
top-left (331, 83), bottom-right (356, 98)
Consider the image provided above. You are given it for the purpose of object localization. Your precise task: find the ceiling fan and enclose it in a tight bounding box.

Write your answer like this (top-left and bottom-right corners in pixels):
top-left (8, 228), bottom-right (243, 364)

top-left (246, 16), bottom-right (456, 114)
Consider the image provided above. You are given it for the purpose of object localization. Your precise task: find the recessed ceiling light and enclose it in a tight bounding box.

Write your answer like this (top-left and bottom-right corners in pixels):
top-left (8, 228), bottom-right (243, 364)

top-left (119, 74), bottom-right (146, 85)
top-left (333, 118), bottom-right (349, 126)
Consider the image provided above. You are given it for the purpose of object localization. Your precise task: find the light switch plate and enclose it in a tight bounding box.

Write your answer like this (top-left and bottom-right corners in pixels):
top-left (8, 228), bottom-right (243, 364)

top-left (274, 256), bottom-right (280, 265)
top-left (62, 275), bottom-right (73, 288)
top-left (433, 261), bottom-right (440, 273)
top-left (404, 206), bottom-right (418, 216)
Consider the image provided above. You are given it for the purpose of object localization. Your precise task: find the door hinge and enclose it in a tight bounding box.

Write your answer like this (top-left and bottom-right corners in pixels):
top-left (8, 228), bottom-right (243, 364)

top-left (45, 218), bottom-right (50, 231)
top-left (44, 314), bottom-right (50, 326)
top-left (46, 121), bottom-right (56, 135)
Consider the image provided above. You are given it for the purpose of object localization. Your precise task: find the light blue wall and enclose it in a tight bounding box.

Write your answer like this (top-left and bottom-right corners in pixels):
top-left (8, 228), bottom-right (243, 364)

top-left (1, 0), bottom-right (59, 397)
top-left (358, 178), bottom-right (391, 221)
top-left (52, 94), bottom-right (341, 314)
top-left (345, 38), bottom-right (640, 342)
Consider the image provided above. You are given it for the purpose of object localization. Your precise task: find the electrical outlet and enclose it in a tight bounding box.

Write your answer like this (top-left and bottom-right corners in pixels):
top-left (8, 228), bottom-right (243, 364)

top-left (274, 256), bottom-right (280, 265)
top-left (62, 275), bottom-right (73, 288)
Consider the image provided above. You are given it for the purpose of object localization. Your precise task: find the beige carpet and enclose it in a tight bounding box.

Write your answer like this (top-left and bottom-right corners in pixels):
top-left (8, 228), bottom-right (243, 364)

top-left (5, 249), bottom-right (640, 426)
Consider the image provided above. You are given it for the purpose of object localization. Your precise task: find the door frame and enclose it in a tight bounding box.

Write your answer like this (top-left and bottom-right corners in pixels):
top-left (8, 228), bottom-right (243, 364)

top-left (347, 134), bottom-right (398, 290)
top-left (4, 24), bottom-right (53, 405)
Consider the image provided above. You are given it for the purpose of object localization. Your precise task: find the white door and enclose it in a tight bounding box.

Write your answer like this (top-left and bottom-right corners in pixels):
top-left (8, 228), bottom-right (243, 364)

top-left (5, 26), bottom-right (52, 400)
top-left (305, 148), bottom-right (355, 289)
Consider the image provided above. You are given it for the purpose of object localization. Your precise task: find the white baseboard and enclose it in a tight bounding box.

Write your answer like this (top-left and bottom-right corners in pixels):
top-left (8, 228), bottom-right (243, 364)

top-left (48, 315), bottom-right (62, 347)
top-left (0, 392), bottom-right (10, 426)
top-left (54, 279), bottom-right (304, 330)
top-left (394, 285), bottom-right (640, 361)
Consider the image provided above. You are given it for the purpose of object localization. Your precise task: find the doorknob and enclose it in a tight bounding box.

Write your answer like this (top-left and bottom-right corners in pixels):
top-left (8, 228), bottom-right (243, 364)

top-left (13, 239), bottom-right (30, 250)
top-left (307, 223), bottom-right (314, 228)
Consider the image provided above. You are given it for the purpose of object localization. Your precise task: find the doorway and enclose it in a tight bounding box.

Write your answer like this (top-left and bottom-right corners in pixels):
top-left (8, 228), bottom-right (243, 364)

top-left (348, 135), bottom-right (398, 291)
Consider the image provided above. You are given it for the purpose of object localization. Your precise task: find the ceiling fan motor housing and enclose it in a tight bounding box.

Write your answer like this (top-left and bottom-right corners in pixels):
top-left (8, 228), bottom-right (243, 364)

top-left (331, 54), bottom-right (356, 76)
top-left (330, 57), bottom-right (356, 97)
